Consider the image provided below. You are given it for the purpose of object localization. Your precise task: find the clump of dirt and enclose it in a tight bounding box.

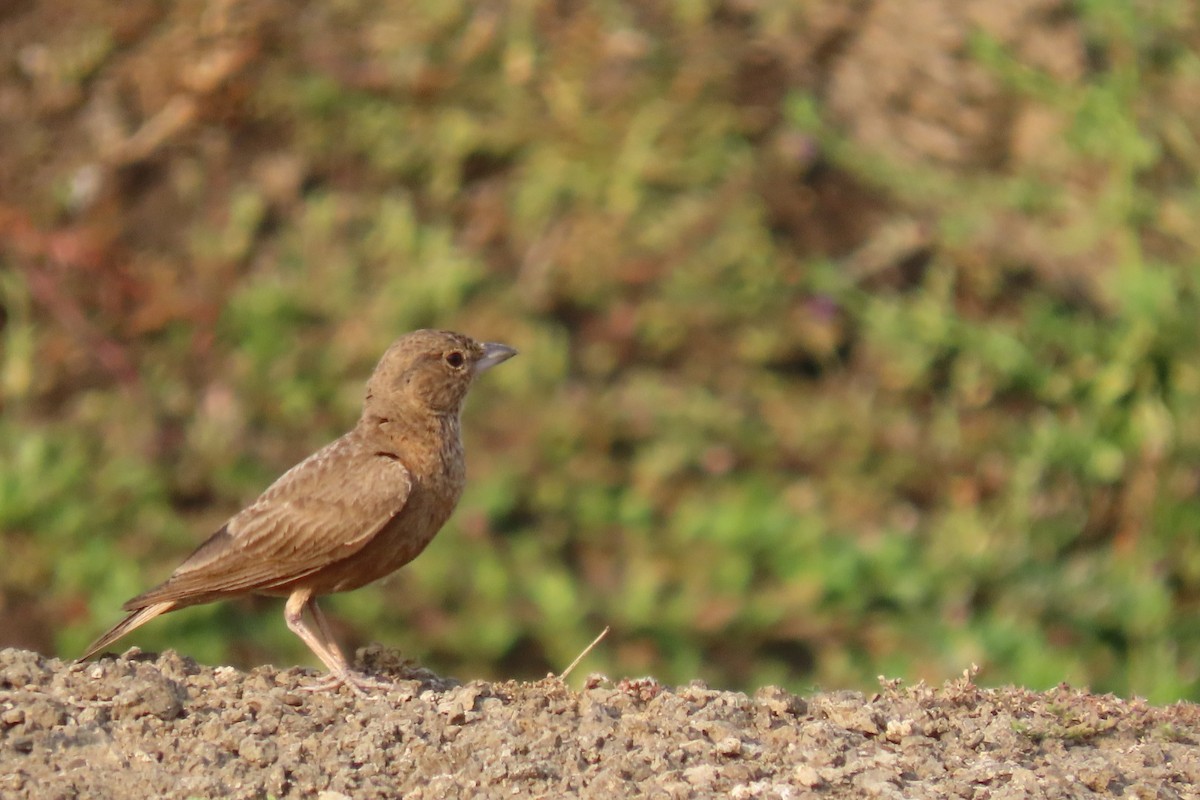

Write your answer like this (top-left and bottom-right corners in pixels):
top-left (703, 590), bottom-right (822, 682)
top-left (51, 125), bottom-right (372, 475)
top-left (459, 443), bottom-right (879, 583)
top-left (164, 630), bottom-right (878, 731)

top-left (0, 647), bottom-right (1195, 799)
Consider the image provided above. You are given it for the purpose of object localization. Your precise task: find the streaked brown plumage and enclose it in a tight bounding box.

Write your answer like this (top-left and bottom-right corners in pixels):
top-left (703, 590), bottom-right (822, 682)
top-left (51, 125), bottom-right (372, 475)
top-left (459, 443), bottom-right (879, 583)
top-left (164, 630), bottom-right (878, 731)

top-left (81, 329), bottom-right (516, 692)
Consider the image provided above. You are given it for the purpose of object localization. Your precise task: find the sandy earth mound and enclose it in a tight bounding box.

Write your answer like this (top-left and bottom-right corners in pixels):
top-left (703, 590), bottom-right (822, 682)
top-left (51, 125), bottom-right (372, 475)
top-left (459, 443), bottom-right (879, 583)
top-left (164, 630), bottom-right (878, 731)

top-left (0, 647), bottom-right (1196, 799)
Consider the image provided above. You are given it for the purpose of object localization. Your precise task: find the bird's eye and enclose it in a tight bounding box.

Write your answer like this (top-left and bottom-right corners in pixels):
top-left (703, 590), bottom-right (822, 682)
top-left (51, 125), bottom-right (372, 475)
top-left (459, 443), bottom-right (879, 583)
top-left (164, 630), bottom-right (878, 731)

top-left (444, 350), bottom-right (466, 369)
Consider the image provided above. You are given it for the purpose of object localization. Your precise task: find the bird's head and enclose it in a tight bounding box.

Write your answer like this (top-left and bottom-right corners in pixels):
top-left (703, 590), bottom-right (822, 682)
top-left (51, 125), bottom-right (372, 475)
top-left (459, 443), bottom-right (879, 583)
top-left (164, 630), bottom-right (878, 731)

top-left (362, 329), bottom-right (516, 423)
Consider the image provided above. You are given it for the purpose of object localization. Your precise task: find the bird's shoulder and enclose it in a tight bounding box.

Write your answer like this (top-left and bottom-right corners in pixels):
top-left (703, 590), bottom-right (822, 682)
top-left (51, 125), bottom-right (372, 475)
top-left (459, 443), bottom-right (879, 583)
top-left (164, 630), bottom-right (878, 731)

top-left (225, 432), bottom-right (412, 543)
top-left (260, 432), bottom-right (411, 500)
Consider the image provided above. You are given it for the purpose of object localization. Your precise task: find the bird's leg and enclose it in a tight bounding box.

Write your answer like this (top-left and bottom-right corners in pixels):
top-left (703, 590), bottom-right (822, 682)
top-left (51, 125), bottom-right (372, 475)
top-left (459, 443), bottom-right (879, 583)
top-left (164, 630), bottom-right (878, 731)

top-left (284, 589), bottom-right (391, 695)
top-left (284, 588), bottom-right (347, 673)
top-left (304, 598), bottom-right (394, 694)
top-left (306, 598), bottom-right (350, 670)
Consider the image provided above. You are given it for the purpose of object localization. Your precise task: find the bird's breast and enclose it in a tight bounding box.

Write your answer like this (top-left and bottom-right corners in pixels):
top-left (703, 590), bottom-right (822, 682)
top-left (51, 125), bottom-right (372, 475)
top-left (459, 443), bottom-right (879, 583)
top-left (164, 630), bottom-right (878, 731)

top-left (310, 423), bottom-right (466, 594)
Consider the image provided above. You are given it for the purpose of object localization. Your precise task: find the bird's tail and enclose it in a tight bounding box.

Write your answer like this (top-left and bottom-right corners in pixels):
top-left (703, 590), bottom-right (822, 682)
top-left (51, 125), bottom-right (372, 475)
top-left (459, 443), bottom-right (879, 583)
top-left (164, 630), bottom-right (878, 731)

top-left (78, 601), bottom-right (176, 662)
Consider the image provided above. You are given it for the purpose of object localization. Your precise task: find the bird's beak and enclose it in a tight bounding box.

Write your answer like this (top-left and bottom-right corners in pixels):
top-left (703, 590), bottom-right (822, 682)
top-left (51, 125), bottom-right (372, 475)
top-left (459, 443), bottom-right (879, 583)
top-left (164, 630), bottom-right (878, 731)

top-left (474, 342), bottom-right (518, 374)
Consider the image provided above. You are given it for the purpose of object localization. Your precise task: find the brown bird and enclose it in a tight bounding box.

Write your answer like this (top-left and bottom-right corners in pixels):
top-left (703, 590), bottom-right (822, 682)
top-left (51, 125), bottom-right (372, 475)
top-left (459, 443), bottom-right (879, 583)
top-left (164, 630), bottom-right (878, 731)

top-left (81, 329), bottom-right (516, 692)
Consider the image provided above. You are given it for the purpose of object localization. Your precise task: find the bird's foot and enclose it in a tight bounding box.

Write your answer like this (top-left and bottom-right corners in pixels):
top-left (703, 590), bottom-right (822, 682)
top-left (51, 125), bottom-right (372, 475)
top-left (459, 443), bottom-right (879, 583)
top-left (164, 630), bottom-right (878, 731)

top-left (300, 668), bottom-right (393, 697)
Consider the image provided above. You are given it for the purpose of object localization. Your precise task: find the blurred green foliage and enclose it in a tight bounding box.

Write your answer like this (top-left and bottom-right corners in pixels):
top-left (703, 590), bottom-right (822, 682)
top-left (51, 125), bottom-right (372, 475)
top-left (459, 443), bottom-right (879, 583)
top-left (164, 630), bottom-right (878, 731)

top-left (1, 0), bottom-right (1199, 702)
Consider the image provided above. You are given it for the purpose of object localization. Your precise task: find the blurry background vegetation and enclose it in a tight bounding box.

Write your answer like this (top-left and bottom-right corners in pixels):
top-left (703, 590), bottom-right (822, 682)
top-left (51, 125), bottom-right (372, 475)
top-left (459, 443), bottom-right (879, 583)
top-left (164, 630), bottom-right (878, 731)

top-left (1, 0), bottom-right (1199, 703)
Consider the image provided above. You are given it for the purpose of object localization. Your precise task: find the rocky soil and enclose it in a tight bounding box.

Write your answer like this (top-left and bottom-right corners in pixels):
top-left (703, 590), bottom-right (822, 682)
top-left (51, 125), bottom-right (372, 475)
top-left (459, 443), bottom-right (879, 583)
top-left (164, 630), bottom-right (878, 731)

top-left (0, 647), bottom-right (1196, 799)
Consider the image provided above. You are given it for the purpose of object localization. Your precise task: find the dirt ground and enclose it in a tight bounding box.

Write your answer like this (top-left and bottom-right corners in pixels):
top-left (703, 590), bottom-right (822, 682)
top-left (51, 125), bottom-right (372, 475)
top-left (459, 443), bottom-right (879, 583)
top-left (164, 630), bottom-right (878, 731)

top-left (1, 647), bottom-right (1196, 799)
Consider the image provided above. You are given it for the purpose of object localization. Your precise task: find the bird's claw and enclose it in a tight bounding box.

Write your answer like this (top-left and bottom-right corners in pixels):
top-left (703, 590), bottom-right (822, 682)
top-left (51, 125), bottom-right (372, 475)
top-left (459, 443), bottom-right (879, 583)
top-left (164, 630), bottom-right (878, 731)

top-left (300, 669), bottom-right (394, 697)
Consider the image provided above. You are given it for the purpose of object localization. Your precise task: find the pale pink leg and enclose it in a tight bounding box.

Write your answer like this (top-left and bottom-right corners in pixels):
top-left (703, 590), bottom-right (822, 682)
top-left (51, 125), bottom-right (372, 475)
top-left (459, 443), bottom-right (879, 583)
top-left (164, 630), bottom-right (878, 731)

top-left (284, 588), bottom-right (391, 696)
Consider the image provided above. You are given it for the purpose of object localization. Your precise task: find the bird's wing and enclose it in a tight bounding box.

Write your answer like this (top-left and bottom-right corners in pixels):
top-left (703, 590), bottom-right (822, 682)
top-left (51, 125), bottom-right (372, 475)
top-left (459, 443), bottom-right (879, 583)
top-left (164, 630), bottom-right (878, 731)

top-left (125, 435), bottom-right (412, 608)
